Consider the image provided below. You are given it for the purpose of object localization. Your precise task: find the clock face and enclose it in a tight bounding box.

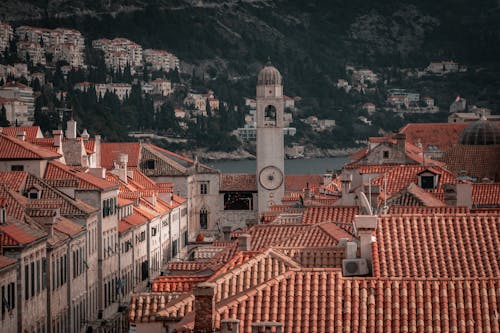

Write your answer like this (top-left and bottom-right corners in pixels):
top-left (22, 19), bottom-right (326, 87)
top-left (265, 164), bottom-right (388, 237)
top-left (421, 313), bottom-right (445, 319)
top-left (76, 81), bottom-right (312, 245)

top-left (259, 166), bottom-right (283, 190)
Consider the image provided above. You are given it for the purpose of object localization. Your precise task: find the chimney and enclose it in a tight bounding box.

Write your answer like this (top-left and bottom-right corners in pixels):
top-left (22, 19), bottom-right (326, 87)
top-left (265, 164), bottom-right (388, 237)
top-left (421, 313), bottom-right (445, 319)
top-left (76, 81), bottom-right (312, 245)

top-left (354, 215), bottom-right (377, 268)
top-left (221, 319), bottom-right (240, 333)
top-left (394, 133), bottom-right (406, 152)
top-left (118, 153), bottom-right (128, 184)
top-left (193, 282), bottom-right (217, 332)
top-left (222, 226), bottom-right (232, 241)
top-left (340, 173), bottom-right (352, 198)
top-left (323, 172), bottom-right (333, 186)
top-left (238, 233), bottom-right (251, 251)
top-left (95, 135), bottom-right (101, 168)
top-left (444, 183), bottom-right (472, 208)
top-left (346, 241), bottom-right (357, 259)
top-left (52, 129), bottom-right (63, 148)
top-left (16, 131), bottom-right (26, 141)
top-left (0, 205), bottom-right (6, 225)
top-left (81, 129), bottom-right (90, 141)
top-left (304, 182), bottom-right (310, 200)
top-left (66, 119), bottom-right (77, 140)
top-left (27, 208), bottom-right (60, 238)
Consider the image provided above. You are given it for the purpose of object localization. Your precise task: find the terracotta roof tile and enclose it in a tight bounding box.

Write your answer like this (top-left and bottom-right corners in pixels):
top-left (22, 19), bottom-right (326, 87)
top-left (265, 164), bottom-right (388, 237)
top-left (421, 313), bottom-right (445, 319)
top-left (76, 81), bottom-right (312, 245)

top-left (0, 133), bottom-right (60, 160)
top-left (301, 206), bottom-right (359, 225)
top-left (399, 122), bottom-right (469, 152)
top-left (285, 174), bottom-right (323, 192)
top-left (152, 275), bottom-right (210, 292)
top-left (44, 161), bottom-right (118, 191)
top-left (100, 142), bottom-right (141, 168)
top-left (53, 217), bottom-right (84, 237)
top-left (220, 174), bottom-right (256, 191)
top-left (442, 145), bottom-right (500, 181)
top-left (0, 255), bottom-right (16, 270)
top-left (372, 165), bottom-right (457, 199)
top-left (0, 126), bottom-right (43, 140)
top-left (375, 214), bottom-right (499, 277)
top-left (388, 206), bottom-right (469, 214)
top-left (387, 182), bottom-right (445, 207)
top-left (472, 183), bottom-right (500, 207)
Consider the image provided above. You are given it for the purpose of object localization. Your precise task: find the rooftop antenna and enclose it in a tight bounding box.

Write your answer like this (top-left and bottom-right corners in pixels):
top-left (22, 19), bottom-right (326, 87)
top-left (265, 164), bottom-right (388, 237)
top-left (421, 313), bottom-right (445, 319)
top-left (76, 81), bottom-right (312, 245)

top-left (383, 172), bottom-right (388, 213)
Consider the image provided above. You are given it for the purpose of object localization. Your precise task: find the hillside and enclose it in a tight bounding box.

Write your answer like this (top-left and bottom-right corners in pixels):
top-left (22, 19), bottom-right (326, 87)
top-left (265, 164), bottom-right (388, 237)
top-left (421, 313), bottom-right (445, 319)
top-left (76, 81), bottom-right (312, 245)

top-left (2, 0), bottom-right (500, 149)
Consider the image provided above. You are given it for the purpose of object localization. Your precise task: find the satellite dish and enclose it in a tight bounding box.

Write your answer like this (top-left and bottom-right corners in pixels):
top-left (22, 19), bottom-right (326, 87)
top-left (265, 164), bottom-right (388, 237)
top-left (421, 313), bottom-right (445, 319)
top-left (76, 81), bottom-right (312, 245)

top-left (358, 192), bottom-right (373, 215)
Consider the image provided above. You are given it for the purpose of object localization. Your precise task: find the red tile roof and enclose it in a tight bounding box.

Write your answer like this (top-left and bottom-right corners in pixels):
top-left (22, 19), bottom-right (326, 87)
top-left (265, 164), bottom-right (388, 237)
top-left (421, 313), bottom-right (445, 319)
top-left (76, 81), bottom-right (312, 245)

top-left (387, 206), bottom-right (469, 214)
top-left (0, 217), bottom-right (46, 246)
top-left (301, 206), bottom-right (359, 225)
top-left (220, 174), bottom-right (256, 191)
top-left (371, 165), bottom-right (457, 199)
top-left (399, 123), bottom-right (470, 152)
top-left (44, 161), bottom-right (118, 191)
top-left (152, 275), bottom-right (210, 292)
top-left (387, 182), bottom-right (445, 207)
top-left (375, 214), bottom-right (499, 277)
top-left (54, 217), bottom-right (84, 237)
top-left (442, 144), bottom-right (500, 181)
top-left (0, 255), bottom-right (16, 270)
top-left (285, 174), bottom-right (323, 192)
top-left (0, 171), bottom-right (28, 190)
top-left (100, 142), bottom-right (141, 168)
top-left (0, 133), bottom-right (60, 160)
top-left (132, 267), bottom-right (500, 333)
top-left (0, 126), bottom-right (43, 139)
top-left (472, 183), bottom-right (500, 207)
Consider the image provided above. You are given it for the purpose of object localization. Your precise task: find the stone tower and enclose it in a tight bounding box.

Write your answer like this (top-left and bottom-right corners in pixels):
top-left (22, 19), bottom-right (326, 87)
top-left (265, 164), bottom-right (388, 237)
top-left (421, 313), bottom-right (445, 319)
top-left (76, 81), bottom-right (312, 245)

top-left (256, 61), bottom-right (285, 214)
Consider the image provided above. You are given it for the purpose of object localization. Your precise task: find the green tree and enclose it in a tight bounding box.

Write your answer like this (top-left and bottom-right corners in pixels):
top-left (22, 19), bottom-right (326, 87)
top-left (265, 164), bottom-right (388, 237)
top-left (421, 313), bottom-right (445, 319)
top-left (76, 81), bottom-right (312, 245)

top-left (0, 104), bottom-right (10, 127)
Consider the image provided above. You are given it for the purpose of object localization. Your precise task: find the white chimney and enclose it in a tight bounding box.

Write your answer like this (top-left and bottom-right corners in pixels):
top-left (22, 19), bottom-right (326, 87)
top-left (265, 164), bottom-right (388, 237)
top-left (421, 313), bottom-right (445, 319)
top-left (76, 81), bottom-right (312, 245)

top-left (118, 153), bottom-right (128, 184)
top-left (238, 234), bottom-right (251, 251)
top-left (340, 173), bottom-right (352, 197)
top-left (66, 119), bottom-right (77, 139)
top-left (16, 131), bottom-right (26, 141)
top-left (95, 135), bottom-right (101, 168)
top-left (323, 172), bottom-right (333, 186)
top-left (52, 129), bottom-right (63, 147)
top-left (346, 241), bottom-right (357, 259)
top-left (81, 129), bottom-right (90, 141)
top-left (354, 215), bottom-right (378, 268)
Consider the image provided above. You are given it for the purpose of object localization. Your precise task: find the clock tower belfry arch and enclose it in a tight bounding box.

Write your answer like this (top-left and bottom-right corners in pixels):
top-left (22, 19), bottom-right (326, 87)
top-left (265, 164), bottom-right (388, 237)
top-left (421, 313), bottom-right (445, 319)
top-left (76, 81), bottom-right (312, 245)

top-left (256, 61), bottom-right (285, 214)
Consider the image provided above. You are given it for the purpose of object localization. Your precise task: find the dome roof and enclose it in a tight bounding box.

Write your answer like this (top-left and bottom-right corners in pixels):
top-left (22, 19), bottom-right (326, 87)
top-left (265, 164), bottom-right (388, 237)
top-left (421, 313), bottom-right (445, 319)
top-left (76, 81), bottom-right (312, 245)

top-left (257, 61), bottom-right (282, 86)
top-left (458, 117), bottom-right (500, 145)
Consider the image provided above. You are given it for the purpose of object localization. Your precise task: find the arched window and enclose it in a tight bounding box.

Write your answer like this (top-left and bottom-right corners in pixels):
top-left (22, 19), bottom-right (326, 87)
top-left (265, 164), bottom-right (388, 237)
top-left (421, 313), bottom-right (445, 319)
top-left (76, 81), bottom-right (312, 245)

top-left (200, 207), bottom-right (208, 229)
top-left (264, 105), bottom-right (277, 126)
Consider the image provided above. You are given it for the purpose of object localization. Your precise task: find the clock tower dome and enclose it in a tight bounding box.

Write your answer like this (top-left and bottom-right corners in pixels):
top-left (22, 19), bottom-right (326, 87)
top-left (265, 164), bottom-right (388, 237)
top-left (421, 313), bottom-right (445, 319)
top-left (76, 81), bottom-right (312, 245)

top-left (256, 61), bottom-right (285, 214)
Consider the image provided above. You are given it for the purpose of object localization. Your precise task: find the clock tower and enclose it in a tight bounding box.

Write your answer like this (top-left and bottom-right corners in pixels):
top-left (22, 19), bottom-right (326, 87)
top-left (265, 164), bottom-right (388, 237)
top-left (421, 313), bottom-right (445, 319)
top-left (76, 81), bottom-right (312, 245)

top-left (256, 61), bottom-right (285, 214)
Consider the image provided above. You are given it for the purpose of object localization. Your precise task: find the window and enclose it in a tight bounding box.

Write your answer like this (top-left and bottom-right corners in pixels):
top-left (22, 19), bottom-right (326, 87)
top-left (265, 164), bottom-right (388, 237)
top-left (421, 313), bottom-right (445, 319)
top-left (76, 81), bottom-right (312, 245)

top-left (382, 150), bottom-right (389, 159)
top-left (36, 260), bottom-right (40, 293)
top-left (151, 227), bottom-right (157, 237)
top-left (31, 262), bottom-right (35, 297)
top-left (11, 165), bottom-right (24, 171)
top-left (146, 159), bottom-right (155, 169)
top-left (41, 258), bottom-right (46, 290)
top-left (24, 264), bottom-right (29, 300)
top-left (200, 182), bottom-right (208, 195)
top-left (200, 207), bottom-right (208, 229)
top-left (183, 231), bottom-right (188, 247)
top-left (29, 190), bottom-right (39, 199)
top-left (172, 240), bottom-right (178, 258)
top-left (264, 105), bottom-right (277, 126)
top-left (420, 176), bottom-right (435, 189)
top-left (224, 192), bottom-right (253, 210)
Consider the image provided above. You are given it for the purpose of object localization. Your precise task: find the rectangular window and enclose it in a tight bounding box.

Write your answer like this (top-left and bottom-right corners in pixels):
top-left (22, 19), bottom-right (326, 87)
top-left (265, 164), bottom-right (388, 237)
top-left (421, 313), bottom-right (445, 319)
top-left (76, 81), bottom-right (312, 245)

top-left (420, 175), bottom-right (435, 189)
top-left (172, 240), bottom-right (178, 258)
top-left (8, 282), bottom-right (15, 310)
top-left (200, 182), bottom-right (208, 195)
top-left (30, 262), bottom-right (35, 297)
top-left (36, 260), bottom-right (40, 293)
top-left (382, 150), bottom-right (389, 159)
top-left (25, 264), bottom-right (29, 300)
top-left (2, 285), bottom-right (5, 316)
top-left (42, 257), bottom-right (46, 290)
top-left (183, 231), bottom-right (188, 247)
top-left (11, 165), bottom-right (24, 171)
top-left (146, 159), bottom-right (155, 169)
